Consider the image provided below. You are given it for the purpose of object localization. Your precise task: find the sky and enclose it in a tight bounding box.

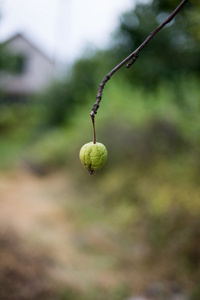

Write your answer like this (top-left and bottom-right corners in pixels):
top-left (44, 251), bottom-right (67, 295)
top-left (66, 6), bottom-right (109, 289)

top-left (0, 0), bottom-right (148, 64)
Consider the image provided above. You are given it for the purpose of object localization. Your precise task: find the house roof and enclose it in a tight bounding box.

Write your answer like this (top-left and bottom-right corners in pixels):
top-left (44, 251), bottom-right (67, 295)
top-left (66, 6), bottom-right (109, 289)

top-left (1, 32), bottom-right (55, 65)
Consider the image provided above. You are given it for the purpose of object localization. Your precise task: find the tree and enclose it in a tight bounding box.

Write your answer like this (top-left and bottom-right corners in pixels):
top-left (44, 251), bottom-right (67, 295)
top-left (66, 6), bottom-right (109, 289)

top-left (106, 0), bottom-right (200, 87)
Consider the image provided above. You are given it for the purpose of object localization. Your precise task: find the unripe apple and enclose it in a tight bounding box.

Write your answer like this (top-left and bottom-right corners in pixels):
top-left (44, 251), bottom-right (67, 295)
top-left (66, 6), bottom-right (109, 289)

top-left (79, 142), bottom-right (108, 174)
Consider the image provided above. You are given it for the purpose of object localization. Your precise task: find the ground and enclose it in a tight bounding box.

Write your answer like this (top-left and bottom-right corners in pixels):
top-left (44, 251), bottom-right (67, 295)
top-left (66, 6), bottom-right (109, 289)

top-left (0, 168), bottom-right (191, 300)
top-left (0, 168), bottom-right (126, 295)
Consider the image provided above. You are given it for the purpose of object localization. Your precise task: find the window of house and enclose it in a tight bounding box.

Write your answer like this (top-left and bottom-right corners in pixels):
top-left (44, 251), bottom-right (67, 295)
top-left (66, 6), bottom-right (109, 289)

top-left (11, 54), bottom-right (27, 74)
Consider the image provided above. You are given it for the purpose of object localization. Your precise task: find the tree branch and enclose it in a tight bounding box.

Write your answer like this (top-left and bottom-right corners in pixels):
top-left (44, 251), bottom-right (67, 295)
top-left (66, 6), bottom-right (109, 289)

top-left (90, 0), bottom-right (188, 124)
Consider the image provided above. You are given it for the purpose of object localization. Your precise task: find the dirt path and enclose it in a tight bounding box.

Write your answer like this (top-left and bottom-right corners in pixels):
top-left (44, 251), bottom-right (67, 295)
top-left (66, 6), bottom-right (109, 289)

top-left (0, 169), bottom-right (121, 290)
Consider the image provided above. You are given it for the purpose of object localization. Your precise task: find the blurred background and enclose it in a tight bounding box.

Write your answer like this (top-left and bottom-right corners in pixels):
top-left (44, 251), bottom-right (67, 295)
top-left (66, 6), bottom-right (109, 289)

top-left (0, 0), bottom-right (200, 299)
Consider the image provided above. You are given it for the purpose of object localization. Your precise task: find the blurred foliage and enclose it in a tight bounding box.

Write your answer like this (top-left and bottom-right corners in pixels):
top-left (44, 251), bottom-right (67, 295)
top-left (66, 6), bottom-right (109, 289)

top-left (108, 0), bottom-right (200, 87)
top-left (36, 52), bottom-right (110, 127)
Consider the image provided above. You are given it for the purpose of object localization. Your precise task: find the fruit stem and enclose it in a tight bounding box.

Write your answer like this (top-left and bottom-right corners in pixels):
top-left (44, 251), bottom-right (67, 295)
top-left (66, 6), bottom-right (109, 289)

top-left (91, 114), bottom-right (96, 144)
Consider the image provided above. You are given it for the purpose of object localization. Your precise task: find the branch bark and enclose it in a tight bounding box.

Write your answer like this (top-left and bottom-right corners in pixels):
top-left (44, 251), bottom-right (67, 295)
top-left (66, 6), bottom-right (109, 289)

top-left (90, 0), bottom-right (188, 126)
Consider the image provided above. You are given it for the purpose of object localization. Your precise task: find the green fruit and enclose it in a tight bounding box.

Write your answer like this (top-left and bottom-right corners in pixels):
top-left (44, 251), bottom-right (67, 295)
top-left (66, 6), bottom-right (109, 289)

top-left (79, 142), bottom-right (108, 174)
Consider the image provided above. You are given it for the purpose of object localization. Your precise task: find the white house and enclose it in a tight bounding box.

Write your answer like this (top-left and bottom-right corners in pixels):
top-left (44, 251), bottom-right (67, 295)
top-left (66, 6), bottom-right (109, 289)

top-left (0, 33), bottom-right (55, 102)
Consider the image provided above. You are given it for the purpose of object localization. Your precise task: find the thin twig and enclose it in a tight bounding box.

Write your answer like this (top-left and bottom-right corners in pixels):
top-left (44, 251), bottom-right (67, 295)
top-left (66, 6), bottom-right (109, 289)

top-left (90, 0), bottom-right (188, 120)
